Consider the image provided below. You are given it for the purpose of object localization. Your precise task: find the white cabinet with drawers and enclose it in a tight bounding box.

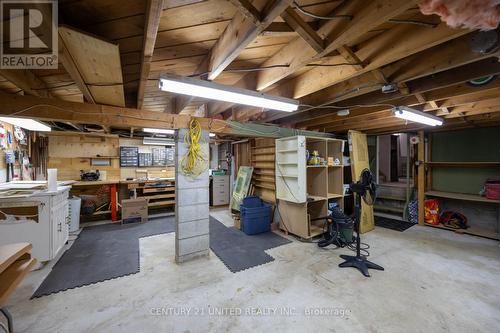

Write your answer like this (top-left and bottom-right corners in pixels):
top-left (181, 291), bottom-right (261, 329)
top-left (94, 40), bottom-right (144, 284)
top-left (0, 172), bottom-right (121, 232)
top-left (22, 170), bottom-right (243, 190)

top-left (210, 175), bottom-right (230, 206)
top-left (0, 186), bottom-right (71, 262)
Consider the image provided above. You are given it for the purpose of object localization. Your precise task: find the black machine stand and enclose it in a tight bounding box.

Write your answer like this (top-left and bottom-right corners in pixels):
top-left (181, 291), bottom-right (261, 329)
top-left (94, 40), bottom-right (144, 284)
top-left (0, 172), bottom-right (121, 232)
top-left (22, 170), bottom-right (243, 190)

top-left (338, 175), bottom-right (384, 277)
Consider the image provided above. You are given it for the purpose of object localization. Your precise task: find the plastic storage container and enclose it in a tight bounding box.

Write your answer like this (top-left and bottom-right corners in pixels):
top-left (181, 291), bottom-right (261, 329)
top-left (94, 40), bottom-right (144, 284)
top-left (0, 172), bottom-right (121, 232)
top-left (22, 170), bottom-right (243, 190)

top-left (485, 179), bottom-right (500, 200)
top-left (240, 196), bottom-right (272, 235)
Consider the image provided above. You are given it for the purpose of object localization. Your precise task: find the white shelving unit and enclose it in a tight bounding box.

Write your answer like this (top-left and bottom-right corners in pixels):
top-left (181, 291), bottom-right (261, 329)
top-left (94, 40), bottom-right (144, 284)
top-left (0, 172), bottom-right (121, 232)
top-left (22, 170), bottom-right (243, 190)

top-left (275, 136), bottom-right (345, 239)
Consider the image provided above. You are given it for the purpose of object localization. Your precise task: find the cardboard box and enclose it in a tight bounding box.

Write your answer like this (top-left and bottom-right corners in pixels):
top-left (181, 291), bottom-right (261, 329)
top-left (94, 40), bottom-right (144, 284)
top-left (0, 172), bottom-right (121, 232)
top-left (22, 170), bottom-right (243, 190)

top-left (233, 216), bottom-right (241, 229)
top-left (121, 198), bottom-right (148, 224)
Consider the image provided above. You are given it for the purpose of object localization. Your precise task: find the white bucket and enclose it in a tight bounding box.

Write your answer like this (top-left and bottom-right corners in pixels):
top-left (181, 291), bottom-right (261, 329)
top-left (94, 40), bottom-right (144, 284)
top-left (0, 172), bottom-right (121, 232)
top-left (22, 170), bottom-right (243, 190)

top-left (69, 196), bottom-right (82, 233)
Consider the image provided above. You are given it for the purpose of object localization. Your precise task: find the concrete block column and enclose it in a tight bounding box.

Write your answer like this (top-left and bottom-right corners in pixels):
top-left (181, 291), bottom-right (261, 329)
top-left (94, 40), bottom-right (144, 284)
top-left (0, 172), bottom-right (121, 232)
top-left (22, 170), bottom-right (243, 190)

top-left (175, 128), bottom-right (210, 263)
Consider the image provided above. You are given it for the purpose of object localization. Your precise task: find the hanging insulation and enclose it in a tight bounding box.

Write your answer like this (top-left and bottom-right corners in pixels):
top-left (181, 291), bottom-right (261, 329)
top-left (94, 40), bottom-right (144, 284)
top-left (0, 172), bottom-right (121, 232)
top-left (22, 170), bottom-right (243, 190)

top-left (419, 0), bottom-right (500, 30)
top-left (180, 119), bottom-right (208, 179)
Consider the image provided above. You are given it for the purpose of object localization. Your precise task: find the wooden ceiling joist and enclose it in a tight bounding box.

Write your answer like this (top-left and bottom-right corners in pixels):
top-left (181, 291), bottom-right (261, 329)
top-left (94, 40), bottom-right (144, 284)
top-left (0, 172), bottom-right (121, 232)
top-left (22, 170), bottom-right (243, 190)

top-left (272, 36), bottom-right (489, 126)
top-left (254, 0), bottom-right (416, 91)
top-left (0, 93), bottom-right (333, 139)
top-left (280, 7), bottom-right (325, 53)
top-left (0, 69), bottom-right (52, 98)
top-left (265, 33), bottom-right (482, 124)
top-left (207, 0), bottom-right (294, 81)
top-left (171, 0), bottom-right (292, 114)
top-left (303, 80), bottom-right (500, 132)
top-left (228, 0), bottom-right (261, 23)
top-left (407, 58), bottom-right (500, 94)
top-left (137, 0), bottom-right (164, 109)
top-left (337, 45), bottom-right (364, 70)
top-left (297, 76), bottom-right (500, 131)
top-left (212, 15), bottom-right (468, 119)
top-left (276, 21), bottom-right (468, 103)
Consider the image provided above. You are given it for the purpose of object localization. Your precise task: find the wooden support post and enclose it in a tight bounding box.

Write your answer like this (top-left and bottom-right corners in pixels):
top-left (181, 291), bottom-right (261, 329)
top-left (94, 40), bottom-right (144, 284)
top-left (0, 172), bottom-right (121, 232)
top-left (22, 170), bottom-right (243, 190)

top-left (417, 130), bottom-right (425, 225)
top-left (426, 133), bottom-right (432, 191)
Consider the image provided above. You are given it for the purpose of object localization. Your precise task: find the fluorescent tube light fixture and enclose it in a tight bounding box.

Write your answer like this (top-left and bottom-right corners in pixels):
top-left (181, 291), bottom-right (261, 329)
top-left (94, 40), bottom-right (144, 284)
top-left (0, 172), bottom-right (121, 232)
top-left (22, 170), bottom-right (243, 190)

top-left (209, 133), bottom-right (216, 138)
top-left (0, 117), bottom-right (51, 131)
top-left (159, 75), bottom-right (299, 112)
top-left (143, 128), bottom-right (175, 135)
top-left (392, 106), bottom-right (443, 126)
top-left (143, 137), bottom-right (175, 146)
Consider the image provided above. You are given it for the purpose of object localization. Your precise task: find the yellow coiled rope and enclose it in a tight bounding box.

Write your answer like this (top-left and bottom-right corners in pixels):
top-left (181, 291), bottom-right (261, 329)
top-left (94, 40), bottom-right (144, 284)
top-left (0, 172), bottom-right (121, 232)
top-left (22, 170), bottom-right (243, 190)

top-left (180, 118), bottom-right (208, 179)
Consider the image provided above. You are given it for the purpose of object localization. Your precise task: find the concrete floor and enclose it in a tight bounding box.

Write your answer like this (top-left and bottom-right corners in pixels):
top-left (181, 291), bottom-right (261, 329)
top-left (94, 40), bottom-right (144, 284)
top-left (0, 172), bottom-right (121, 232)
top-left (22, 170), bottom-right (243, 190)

top-left (5, 208), bottom-right (500, 333)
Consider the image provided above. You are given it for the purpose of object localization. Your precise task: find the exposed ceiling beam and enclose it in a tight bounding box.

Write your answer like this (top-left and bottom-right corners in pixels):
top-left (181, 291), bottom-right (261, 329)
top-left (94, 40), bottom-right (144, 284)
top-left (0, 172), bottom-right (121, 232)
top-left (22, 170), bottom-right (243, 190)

top-left (173, 0), bottom-right (292, 114)
top-left (280, 7), bottom-right (324, 53)
top-left (253, 0), bottom-right (416, 91)
top-left (407, 58), bottom-right (500, 93)
top-left (207, 0), bottom-right (293, 81)
top-left (137, 0), bottom-right (164, 109)
top-left (0, 93), bottom-right (332, 138)
top-left (228, 0), bottom-right (261, 23)
top-left (337, 45), bottom-right (364, 70)
top-left (364, 112), bottom-right (500, 135)
top-left (0, 69), bottom-right (52, 98)
top-left (215, 19), bottom-right (468, 120)
top-left (299, 74), bottom-right (500, 131)
top-left (270, 34), bottom-right (488, 125)
top-left (315, 94), bottom-right (500, 133)
top-left (262, 22), bottom-right (468, 120)
top-left (262, 21), bottom-right (319, 35)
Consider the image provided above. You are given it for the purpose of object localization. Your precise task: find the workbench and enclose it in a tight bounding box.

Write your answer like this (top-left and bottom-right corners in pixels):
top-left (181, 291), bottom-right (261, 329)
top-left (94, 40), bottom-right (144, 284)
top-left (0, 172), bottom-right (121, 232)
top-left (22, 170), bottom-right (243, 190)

top-left (71, 179), bottom-right (176, 222)
top-left (71, 180), bottom-right (120, 221)
top-left (122, 178), bottom-right (176, 210)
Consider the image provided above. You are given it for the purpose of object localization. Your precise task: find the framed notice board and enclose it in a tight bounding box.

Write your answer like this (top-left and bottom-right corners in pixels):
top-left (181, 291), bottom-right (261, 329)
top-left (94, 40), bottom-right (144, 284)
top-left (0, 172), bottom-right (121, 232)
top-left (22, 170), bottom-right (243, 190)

top-left (120, 146), bottom-right (139, 167)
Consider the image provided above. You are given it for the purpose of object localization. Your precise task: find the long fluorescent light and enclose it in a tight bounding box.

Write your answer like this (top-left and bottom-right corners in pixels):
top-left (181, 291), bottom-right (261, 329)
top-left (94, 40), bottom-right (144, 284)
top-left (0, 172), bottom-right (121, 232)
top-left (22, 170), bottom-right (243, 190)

top-left (159, 75), bottom-right (299, 112)
top-left (143, 128), bottom-right (175, 135)
top-left (0, 117), bottom-right (51, 131)
top-left (143, 137), bottom-right (175, 146)
top-left (392, 106), bottom-right (443, 126)
top-left (209, 133), bottom-right (216, 137)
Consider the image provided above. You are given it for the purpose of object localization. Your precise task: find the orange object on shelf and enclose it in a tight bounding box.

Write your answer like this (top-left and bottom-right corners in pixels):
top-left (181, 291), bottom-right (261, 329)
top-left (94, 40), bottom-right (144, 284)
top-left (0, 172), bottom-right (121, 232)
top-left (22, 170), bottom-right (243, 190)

top-left (424, 199), bottom-right (440, 225)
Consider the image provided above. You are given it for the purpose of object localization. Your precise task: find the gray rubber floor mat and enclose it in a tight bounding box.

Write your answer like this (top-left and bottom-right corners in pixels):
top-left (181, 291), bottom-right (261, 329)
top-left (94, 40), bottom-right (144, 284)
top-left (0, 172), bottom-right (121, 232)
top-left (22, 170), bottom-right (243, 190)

top-left (209, 216), bottom-right (291, 273)
top-left (32, 217), bottom-right (175, 298)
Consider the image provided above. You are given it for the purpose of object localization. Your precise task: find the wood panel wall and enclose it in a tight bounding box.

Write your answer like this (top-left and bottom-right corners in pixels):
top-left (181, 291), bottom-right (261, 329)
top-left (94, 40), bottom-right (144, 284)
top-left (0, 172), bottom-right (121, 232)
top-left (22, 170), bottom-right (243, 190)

top-left (47, 132), bottom-right (120, 181)
top-left (47, 133), bottom-right (176, 181)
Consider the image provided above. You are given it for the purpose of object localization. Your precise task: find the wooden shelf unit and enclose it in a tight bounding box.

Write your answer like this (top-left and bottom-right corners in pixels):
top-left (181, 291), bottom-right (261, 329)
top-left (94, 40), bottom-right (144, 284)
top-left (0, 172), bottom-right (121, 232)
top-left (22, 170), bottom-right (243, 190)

top-left (250, 138), bottom-right (277, 204)
top-left (276, 136), bottom-right (345, 239)
top-left (425, 223), bottom-right (499, 240)
top-left (425, 191), bottom-right (500, 204)
top-left (425, 161), bottom-right (500, 168)
top-left (125, 179), bottom-right (176, 211)
top-left (423, 154), bottom-right (500, 240)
